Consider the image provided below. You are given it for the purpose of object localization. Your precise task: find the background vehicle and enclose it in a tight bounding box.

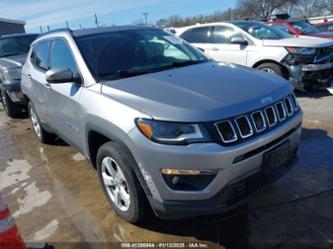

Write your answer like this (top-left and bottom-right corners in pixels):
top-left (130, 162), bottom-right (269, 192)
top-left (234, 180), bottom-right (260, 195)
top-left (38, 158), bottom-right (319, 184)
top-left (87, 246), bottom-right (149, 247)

top-left (22, 26), bottom-right (302, 223)
top-left (0, 33), bottom-right (38, 117)
top-left (176, 21), bottom-right (333, 91)
top-left (315, 21), bottom-right (333, 33)
top-left (267, 19), bottom-right (333, 39)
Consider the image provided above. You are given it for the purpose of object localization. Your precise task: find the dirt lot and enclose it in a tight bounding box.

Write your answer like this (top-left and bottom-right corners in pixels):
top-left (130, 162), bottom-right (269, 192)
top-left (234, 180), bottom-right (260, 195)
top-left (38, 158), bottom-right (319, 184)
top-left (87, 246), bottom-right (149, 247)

top-left (0, 91), bottom-right (333, 249)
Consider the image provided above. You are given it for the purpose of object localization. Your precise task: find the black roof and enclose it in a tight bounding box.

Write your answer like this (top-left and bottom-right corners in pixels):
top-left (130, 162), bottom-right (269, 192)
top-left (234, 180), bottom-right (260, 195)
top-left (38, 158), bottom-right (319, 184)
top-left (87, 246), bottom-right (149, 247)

top-left (0, 33), bottom-right (38, 38)
top-left (40, 25), bottom-right (157, 38)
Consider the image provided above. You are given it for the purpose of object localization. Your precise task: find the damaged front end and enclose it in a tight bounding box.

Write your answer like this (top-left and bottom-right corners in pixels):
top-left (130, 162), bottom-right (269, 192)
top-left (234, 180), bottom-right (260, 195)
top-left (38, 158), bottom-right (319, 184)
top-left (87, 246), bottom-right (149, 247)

top-left (282, 46), bottom-right (333, 91)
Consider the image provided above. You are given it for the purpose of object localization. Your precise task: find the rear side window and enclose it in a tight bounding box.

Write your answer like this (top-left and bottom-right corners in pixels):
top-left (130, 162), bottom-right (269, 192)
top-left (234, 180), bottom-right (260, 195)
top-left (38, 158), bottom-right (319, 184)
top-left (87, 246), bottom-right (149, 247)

top-left (32, 41), bottom-right (50, 71)
top-left (180, 27), bottom-right (211, 43)
top-left (50, 39), bottom-right (78, 75)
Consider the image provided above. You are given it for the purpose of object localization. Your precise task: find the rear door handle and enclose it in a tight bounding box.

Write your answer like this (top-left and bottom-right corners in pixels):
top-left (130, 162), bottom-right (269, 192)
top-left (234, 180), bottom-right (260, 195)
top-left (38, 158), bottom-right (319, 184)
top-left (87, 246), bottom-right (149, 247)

top-left (212, 47), bottom-right (220, 51)
top-left (24, 73), bottom-right (32, 79)
top-left (45, 82), bottom-right (52, 89)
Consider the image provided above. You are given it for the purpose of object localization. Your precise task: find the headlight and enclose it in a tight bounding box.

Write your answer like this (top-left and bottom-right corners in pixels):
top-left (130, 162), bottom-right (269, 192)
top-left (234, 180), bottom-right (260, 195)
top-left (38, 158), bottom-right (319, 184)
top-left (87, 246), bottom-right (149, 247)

top-left (136, 118), bottom-right (211, 145)
top-left (2, 68), bottom-right (22, 83)
top-left (285, 47), bottom-right (316, 55)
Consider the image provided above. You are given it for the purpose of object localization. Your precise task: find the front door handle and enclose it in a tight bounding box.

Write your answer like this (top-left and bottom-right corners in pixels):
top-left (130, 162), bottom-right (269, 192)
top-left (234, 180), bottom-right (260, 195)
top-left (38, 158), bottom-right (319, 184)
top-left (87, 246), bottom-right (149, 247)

top-left (212, 47), bottom-right (220, 51)
top-left (24, 73), bottom-right (32, 79)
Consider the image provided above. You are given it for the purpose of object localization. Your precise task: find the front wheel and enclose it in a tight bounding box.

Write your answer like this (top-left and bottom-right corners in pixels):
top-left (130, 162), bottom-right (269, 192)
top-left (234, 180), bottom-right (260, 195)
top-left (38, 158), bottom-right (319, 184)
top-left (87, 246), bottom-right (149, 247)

top-left (97, 142), bottom-right (147, 223)
top-left (256, 62), bottom-right (284, 78)
top-left (28, 102), bottom-right (54, 144)
top-left (0, 90), bottom-right (22, 118)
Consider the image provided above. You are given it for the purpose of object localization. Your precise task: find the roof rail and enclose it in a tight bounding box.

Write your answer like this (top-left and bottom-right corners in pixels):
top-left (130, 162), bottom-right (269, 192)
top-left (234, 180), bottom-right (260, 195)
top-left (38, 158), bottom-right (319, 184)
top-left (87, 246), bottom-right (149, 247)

top-left (41, 28), bottom-right (73, 36)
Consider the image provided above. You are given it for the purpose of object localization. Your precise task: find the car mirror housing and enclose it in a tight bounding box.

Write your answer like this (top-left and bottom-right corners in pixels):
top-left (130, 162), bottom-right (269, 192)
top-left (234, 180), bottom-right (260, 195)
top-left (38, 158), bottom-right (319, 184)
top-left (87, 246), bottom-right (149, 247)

top-left (230, 37), bottom-right (248, 45)
top-left (46, 68), bottom-right (81, 84)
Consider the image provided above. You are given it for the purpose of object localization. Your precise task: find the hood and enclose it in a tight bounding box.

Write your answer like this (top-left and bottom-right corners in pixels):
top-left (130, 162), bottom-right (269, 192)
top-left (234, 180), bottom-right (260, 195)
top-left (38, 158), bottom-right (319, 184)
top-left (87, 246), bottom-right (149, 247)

top-left (0, 53), bottom-right (27, 70)
top-left (308, 32), bottom-right (333, 39)
top-left (101, 62), bottom-right (292, 122)
top-left (262, 36), bottom-right (333, 48)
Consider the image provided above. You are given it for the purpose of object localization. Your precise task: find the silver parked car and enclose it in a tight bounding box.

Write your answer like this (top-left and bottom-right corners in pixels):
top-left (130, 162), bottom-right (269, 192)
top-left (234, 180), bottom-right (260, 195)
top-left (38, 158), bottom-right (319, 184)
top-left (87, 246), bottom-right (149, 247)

top-left (21, 26), bottom-right (302, 223)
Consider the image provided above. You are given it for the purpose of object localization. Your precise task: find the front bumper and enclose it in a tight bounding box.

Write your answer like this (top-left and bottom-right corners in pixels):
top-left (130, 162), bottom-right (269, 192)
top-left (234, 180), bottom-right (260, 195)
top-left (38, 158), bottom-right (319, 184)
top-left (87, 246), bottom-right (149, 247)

top-left (1, 81), bottom-right (26, 104)
top-left (127, 111), bottom-right (302, 218)
top-left (150, 155), bottom-right (298, 219)
top-left (288, 62), bottom-right (333, 91)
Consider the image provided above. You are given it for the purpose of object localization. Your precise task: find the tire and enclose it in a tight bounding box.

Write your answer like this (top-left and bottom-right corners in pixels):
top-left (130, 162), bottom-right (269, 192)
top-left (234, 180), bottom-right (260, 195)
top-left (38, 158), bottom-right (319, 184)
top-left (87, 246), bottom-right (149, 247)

top-left (28, 102), bottom-right (54, 144)
top-left (97, 141), bottom-right (147, 223)
top-left (256, 62), bottom-right (284, 78)
top-left (0, 90), bottom-right (22, 118)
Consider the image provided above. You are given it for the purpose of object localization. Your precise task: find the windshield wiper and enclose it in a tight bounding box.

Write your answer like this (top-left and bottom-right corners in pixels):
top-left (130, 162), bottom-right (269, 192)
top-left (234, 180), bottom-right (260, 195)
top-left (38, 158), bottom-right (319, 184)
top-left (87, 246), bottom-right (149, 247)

top-left (113, 60), bottom-right (207, 79)
top-left (1, 52), bottom-right (21, 58)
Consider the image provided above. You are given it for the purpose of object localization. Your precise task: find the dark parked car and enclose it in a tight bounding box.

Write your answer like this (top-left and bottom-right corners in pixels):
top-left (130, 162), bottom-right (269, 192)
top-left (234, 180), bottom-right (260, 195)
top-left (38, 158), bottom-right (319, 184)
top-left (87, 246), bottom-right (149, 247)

top-left (0, 33), bottom-right (38, 117)
top-left (315, 21), bottom-right (333, 33)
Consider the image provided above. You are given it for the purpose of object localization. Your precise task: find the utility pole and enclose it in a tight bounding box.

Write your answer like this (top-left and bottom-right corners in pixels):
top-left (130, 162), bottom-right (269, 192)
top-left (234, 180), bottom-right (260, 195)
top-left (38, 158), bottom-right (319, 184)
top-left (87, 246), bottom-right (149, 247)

top-left (142, 11), bottom-right (148, 25)
top-left (94, 13), bottom-right (99, 27)
top-left (66, 20), bottom-right (69, 29)
top-left (39, 26), bottom-right (43, 34)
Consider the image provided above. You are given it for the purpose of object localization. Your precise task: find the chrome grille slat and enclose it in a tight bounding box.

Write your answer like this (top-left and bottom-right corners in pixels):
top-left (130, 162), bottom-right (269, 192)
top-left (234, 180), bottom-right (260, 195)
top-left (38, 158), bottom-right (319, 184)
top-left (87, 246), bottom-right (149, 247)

top-left (235, 115), bottom-right (254, 138)
top-left (215, 120), bottom-right (237, 143)
top-left (275, 101), bottom-right (287, 121)
top-left (251, 111), bottom-right (266, 133)
top-left (264, 106), bottom-right (278, 127)
top-left (284, 97), bottom-right (294, 116)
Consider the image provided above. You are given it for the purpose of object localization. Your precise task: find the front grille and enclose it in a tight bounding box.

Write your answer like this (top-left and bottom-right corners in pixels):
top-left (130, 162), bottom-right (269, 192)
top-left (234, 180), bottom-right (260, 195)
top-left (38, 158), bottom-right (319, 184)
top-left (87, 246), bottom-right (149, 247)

top-left (215, 94), bottom-right (299, 145)
top-left (314, 46), bottom-right (333, 63)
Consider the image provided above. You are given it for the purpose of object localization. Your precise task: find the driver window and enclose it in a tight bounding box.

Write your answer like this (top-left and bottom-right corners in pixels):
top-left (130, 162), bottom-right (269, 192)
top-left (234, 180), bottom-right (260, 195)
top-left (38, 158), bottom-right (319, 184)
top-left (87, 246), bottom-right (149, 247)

top-left (212, 26), bottom-right (243, 44)
top-left (50, 39), bottom-right (78, 76)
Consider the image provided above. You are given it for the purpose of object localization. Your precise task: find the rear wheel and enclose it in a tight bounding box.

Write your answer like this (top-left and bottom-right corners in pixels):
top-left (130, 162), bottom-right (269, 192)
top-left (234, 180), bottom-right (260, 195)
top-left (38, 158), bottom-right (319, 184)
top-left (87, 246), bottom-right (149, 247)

top-left (97, 142), bottom-right (147, 223)
top-left (28, 102), bottom-right (54, 144)
top-left (0, 90), bottom-right (22, 118)
top-left (256, 62), bottom-right (284, 78)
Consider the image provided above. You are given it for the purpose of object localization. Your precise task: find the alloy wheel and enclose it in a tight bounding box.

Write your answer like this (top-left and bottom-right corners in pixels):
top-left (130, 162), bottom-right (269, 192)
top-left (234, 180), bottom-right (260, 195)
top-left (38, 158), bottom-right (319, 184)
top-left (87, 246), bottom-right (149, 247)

top-left (101, 156), bottom-right (131, 212)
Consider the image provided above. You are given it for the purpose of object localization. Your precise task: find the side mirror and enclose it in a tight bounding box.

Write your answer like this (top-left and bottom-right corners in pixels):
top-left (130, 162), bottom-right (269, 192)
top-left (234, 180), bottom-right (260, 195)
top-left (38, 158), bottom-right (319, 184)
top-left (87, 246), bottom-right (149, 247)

top-left (46, 68), bottom-right (81, 84)
top-left (196, 47), bottom-right (205, 52)
top-left (230, 37), bottom-right (248, 45)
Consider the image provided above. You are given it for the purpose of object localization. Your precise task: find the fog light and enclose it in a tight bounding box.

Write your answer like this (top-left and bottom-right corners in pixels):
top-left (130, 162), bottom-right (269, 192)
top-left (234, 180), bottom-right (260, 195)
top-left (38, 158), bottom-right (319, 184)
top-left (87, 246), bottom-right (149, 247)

top-left (161, 168), bottom-right (217, 191)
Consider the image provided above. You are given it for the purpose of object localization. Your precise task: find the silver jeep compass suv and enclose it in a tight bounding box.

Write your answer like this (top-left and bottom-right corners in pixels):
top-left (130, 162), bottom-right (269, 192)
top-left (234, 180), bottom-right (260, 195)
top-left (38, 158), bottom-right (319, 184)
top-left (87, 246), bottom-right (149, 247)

top-left (21, 26), bottom-right (302, 223)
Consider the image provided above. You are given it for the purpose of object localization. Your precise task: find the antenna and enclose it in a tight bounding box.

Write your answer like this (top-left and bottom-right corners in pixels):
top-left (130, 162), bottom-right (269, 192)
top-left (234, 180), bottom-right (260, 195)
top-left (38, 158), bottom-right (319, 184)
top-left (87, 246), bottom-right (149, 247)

top-left (47, 25), bottom-right (50, 32)
top-left (94, 13), bottom-right (99, 27)
top-left (66, 21), bottom-right (69, 28)
top-left (142, 11), bottom-right (148, 25)
top-left (39, 26), bottom-right (43, 34)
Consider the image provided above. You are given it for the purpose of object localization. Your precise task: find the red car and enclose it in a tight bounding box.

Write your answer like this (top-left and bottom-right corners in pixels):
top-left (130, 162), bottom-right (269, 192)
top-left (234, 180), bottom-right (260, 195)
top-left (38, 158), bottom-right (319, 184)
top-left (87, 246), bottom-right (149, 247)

top-left (267, 19), bottom-right (333, 39)
top-left (315, 21), bottom-right (333, 33)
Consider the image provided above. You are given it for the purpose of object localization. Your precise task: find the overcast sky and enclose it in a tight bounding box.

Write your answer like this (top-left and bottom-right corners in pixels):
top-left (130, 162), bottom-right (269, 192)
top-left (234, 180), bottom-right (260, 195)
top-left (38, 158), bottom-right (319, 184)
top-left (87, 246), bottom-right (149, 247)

top-left (0, 0), bottom-right (236, 32)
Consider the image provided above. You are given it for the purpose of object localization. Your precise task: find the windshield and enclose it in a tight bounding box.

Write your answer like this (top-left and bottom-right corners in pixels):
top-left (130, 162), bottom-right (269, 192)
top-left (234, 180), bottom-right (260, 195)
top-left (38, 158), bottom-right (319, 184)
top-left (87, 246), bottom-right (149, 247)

top-left (0, 35), bottom-right (38, 57)
top-left (291, 21), bottom-right (320, 35)
top-left (234, 22), bottom-right (291, 40)
top-left (76, 29), bottom-right (208, 81)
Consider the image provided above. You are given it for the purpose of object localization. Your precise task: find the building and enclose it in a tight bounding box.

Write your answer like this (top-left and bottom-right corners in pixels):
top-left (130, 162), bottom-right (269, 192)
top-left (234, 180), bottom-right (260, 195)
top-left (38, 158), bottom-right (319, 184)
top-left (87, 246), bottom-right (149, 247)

top-left (308, 14), bottom-right (333, 24)
top-left (0, 17), bottom-right (25, 36)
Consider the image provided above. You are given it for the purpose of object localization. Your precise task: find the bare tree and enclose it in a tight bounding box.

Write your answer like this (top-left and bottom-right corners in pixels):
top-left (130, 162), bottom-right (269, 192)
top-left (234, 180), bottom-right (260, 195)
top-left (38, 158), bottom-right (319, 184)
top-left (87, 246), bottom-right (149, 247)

top-left (236, 0), bottom-right (298, 19)
top-left (293, 0), bottom-right (329, 17)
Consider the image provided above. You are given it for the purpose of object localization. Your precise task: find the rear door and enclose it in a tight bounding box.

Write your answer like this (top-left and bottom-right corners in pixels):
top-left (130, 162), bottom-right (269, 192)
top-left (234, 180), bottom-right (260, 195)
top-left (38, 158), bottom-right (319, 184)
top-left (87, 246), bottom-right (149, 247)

top-left (180, 26), bottom-right (213, 53)
top-left (47, 38), bottom-right (83, 150)
top-left (28, 41), bottom-right (52, 125)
